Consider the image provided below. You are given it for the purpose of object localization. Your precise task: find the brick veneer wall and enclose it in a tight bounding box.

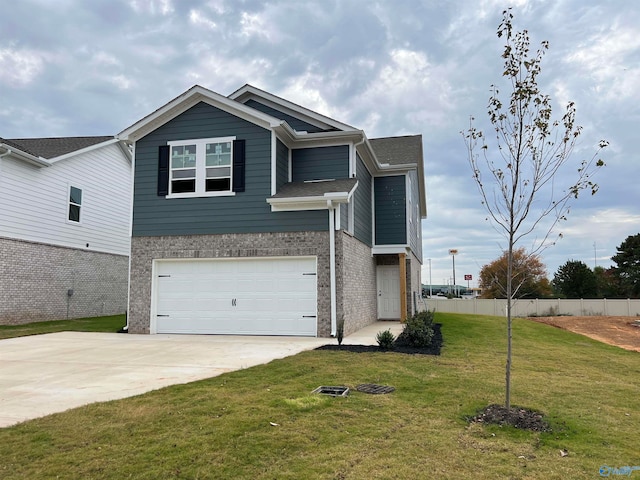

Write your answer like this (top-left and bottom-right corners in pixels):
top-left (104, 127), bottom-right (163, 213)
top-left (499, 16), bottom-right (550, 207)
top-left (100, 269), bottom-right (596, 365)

top-left (128, 231), bottom-right (332, 335)
top-left (336, 231), bottom-right (377, 336)
top-left (0, 237), bottom-right (128, 325)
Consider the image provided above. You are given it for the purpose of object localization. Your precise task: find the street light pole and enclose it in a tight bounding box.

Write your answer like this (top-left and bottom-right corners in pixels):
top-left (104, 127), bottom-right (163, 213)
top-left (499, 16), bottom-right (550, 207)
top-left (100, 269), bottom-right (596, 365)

top-left (449, 249), bottom-right (458, 297)
top-left (428, 258), bottom-right (432, 297)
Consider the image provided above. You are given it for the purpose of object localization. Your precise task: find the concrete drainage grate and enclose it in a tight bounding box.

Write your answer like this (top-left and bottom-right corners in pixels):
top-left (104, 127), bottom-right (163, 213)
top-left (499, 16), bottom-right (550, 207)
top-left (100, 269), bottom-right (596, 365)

top-left (356, 384), bottom-right (395, 395)
top-left (312, 386), bottom-right (349, 397)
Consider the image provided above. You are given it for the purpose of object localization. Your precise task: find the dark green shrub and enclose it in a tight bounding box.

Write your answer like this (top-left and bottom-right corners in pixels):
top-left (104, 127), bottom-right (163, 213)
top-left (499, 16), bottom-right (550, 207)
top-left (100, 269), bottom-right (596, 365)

top-left (396, 310), bottom-right (435, 347)
top-left (376, 329), bottom-right (396, 350)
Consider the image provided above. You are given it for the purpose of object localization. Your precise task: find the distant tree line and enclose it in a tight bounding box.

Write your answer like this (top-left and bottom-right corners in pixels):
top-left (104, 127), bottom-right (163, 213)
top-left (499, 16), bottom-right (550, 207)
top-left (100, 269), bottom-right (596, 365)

top-left (478, 233), bottom-right (640, 299)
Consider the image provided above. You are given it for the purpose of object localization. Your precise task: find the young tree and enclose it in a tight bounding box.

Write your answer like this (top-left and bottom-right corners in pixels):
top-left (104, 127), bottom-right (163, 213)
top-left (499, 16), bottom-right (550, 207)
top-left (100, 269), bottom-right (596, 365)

top-left (479, 248), bottom-right (551, 299)
top-left (552, 260), bottom-right (597, 298)
top-left (462, 9), bottom-right (607, 410)
top-left (611, 233), bottom-right (640, 298)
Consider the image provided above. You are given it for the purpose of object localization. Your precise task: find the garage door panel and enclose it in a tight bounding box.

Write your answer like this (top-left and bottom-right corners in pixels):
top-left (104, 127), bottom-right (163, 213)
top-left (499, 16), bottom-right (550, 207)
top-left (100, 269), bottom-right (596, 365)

top-left (155, 257), bottom-right (317, 336)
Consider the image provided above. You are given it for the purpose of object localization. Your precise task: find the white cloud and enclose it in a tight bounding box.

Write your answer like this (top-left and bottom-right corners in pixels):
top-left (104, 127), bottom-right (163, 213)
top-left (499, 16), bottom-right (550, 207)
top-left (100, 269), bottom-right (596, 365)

top-left (129, 0), bottom-right (174, 15)
top-left (0, 47), bottom-right (45, 86)
top-left (565, 24), bottom-right (640, 102)
top-left (189, 9), bottom-right (218, 30)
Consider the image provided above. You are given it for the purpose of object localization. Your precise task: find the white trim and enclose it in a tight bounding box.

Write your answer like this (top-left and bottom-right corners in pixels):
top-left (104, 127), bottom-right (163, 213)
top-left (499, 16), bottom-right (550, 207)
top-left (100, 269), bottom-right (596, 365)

top-left (266, 184), bottom-right (357, 212)
top-left (271, 131), bottom-right (277, 196)
top-left (372, 245), bottom-right (410, 255)
top-left (48, 138), bottom-right (120, 164)
top-left (66, 183), bottom-right (83, 225)
top-left (0, 143), bottom-right (49, 167)
top-left (125, 142), bottom-right (136, 331)
top-left (329, 207), bottom-right (337, 336)
top-left (149, 259), bottom-right (158, 334)
top-left (118, 85), bottom-right (281, 142)
top-left (228, 84), bottom-right (358, 133)
top-left (287, 148), bottom-right (292, 183)
top-left (406, 172), bottom-right (411, 251)
top-left (166, 136), bottom-right (235, 197)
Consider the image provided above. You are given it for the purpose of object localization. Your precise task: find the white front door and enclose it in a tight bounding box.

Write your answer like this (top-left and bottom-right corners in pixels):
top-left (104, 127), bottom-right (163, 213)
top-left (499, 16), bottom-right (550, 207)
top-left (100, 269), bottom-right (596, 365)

top-left (377, 265), bottom-right (401, 319)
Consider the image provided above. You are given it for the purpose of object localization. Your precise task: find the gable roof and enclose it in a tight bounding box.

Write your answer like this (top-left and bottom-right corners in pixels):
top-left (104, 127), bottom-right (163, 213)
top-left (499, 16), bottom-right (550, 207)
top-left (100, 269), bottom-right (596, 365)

top-left (3, 136), bottom-right (114, 159)
top-left (369, 135), bottom-right (423, 166)
top-left (368, 134), bottom-right (427, 218)
top-left (229, 84), bottom-right (357, 133)
top-left (118, 85), bottom-right (283, 142)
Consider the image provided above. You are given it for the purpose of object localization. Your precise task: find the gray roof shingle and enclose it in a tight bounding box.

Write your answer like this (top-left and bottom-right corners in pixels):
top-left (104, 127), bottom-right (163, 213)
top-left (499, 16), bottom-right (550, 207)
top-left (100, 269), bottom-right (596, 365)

top-left (2, 136), bottom-right (114, 159)
top-left (271, 178), bottom-right (358, 199)
top-left (369, 134), bottom-right (422, 166)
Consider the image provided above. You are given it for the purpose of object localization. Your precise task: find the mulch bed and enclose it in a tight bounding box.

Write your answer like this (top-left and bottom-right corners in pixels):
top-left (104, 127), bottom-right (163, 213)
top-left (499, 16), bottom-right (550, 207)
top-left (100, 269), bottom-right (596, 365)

top-left (469, 404), bottom-right (552, 432)
top-left (316, 323), bottom-right (442, 355)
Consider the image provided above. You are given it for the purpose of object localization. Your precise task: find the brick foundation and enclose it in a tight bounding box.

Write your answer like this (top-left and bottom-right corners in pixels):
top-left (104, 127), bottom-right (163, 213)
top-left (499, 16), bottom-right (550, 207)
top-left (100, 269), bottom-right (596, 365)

top-left (0, 237), bottom-right (128, 325)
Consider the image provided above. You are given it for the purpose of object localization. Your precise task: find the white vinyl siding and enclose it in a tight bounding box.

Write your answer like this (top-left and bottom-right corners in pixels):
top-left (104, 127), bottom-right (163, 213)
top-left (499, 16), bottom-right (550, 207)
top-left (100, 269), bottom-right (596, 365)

top-left (0, 143), bottom-right (131, 255)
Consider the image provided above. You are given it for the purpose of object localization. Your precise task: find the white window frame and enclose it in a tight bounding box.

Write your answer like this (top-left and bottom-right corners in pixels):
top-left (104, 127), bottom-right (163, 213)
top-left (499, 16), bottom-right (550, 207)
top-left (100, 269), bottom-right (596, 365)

top-left (67, 184), bottom-right (82, 224)
top-left (167, 136), bottom-right (236, 198)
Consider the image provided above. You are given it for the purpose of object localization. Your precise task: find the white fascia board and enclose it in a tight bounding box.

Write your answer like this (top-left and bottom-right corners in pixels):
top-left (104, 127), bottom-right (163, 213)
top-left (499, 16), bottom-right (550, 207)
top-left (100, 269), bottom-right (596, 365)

top-left (266, 188), bottom-right (355, 212)
top-left (228, 84), bottom-right (358, 132)
top-left (417, 139), bottom-right (427, 218)
top-left (0, 143), bottom-right (50, 167)
top-left (118, 85), bottom-right (281, 142)
top-left (274, 124), bottom-right (364, 149)
top-left (372, 245), bottom-right (410, 255)
top-left (48, 138), bottom-right (126, 164)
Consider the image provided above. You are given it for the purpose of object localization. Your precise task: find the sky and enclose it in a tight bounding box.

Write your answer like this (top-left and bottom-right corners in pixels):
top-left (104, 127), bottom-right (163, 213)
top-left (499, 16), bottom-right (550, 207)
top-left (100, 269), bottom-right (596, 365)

top-left (1, 0), bottom-right (639, 288)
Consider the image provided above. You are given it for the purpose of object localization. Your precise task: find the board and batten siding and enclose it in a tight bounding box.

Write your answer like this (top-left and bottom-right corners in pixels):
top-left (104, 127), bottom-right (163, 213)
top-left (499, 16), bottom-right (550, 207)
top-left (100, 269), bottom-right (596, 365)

top-left (132, 101), bottom-right (328, 237)
top-left (244, 99), bottom-right (326, 133)
top-left (374, 175), bottom-right (406, 245)
top-left (408, 169), bottom-right (422, 262)
top-left (0, 143), bottom-right (131, 256)
top-left (275, 138), bottom-right (289, 190)
top-left (353, 155), bottom-right (372, 246)
top-left (291, 145), bottom-right (349, 182)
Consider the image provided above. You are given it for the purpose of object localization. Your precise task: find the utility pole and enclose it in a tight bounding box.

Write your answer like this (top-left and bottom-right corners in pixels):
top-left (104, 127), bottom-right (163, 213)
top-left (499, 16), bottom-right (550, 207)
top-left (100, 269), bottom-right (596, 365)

top-left (449, 249), bottom-right (458, 296)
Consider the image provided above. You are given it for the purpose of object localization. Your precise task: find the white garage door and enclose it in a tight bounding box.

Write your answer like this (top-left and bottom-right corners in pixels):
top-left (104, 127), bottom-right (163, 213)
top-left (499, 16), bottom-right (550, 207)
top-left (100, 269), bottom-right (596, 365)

top-left (153, 257), bottom-right (317, 336)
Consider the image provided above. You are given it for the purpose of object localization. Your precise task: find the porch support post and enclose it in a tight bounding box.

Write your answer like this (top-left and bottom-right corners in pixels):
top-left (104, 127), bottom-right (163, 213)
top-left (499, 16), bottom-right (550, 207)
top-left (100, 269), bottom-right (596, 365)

top-left (399, 252), bottom-right (407, 321)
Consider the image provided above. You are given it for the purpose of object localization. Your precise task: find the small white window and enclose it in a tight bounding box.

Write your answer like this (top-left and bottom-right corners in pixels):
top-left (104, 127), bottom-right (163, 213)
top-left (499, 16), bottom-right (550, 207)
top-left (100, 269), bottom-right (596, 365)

top-left (168, 137), bottom-right (235, 197)
top-left (68, 186), bottom-right (82, 223)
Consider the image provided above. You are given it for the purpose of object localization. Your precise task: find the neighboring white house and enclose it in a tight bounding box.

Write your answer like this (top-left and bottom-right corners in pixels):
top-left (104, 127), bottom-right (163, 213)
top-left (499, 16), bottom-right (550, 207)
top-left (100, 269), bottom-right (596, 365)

top-left (0, 136), bottom-right (132, 324)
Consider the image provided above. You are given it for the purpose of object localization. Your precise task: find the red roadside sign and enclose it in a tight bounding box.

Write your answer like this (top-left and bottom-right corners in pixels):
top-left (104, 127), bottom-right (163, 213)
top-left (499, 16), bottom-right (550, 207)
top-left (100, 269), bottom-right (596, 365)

top-left (464, 274), bottom-right (472, 281)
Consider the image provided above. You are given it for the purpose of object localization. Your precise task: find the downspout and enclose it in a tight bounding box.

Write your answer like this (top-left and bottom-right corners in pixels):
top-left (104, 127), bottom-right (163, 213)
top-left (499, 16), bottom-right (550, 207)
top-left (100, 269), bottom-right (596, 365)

top-left (328, 201), bottom-right (337, 336)
top-left (0, 148), bottom-right (13, 160)
top-left (124, 141), bottom-right (135, 333)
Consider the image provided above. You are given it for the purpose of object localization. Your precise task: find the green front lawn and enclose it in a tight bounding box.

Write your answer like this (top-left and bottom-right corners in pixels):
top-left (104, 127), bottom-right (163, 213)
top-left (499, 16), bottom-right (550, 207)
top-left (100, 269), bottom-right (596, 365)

top-left (0, 314), bottom-right (125, 340)
top-left (0, 313), bottom-right (638, 479)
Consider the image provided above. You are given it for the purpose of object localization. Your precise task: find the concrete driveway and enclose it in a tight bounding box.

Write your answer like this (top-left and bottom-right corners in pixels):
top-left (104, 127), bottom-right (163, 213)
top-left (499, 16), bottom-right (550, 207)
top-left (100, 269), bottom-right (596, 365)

top-left (0, 321), bottom-right (403, 428)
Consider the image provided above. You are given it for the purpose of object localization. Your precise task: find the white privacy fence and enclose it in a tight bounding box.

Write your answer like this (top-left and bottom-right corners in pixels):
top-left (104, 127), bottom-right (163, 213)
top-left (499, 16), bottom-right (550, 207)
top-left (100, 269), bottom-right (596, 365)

top-left (421, 298), bottom-right (640, 317)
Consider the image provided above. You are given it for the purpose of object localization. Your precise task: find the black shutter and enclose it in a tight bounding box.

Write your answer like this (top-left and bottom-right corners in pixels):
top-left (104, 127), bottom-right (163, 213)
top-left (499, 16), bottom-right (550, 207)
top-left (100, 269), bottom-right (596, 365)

top-left (232, 139), bottom-right (246, 192)
top-left (158, 145), bottom-right (170, 196)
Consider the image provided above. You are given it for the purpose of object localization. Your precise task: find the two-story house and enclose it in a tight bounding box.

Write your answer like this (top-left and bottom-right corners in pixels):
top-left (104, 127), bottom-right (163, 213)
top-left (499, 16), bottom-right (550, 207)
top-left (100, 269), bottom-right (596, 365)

top-left (119, 85), bottom-right (426, 337)
top-left (0, 136), bottom-right (131, 324)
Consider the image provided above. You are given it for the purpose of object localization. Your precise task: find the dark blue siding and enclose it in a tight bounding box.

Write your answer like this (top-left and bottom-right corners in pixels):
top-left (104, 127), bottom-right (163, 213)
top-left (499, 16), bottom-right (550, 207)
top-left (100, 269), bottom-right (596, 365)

top-left (354, 155), bottom-right (372, 246)
top-left (374, 175), bottom-right (406, 245)
top-left (244, 99), bottom-right (325, 133)
top-left (276, 138), bottom-right (289, 190)
top-left (408, 169), bottom-right (423, 262)
top-left (132, 102), bottom-right (328, 236)
top-left (292, 146), bottom-right (349, 182)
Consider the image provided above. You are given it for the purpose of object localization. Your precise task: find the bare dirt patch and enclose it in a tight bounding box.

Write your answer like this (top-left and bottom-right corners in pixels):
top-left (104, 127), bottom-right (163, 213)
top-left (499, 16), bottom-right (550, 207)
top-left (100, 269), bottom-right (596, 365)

top-left (528, 316), bottom-right (640, 352)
